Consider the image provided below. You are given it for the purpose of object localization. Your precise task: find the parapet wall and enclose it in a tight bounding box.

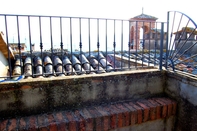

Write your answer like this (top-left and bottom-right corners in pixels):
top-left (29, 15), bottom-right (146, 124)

top-left (0, 69), bottom-right (164, 119)
top-left (2, 69), bottom-right (197, 131)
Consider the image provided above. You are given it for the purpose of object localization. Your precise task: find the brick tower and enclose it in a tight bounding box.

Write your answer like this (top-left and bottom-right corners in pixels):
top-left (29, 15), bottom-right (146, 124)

top-left (129, 12), bottom-right (157, 49)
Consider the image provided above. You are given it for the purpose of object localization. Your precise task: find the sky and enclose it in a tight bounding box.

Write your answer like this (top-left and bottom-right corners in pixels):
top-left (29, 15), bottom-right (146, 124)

top-left (0, 0), bottom-right (197, 51)
top-left (0, 0), bottom-right (196, 21)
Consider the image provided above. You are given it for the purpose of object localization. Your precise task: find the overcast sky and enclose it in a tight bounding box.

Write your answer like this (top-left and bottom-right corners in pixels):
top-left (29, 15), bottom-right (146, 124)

top-left (1, 0), bottom-right (196, 21)
top-left (0, 0), bottom-right (197, 51)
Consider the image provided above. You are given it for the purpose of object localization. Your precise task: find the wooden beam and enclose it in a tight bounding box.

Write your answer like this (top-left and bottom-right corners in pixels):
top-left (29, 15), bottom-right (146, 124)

top-left (0, 32), bottom-right (14, 59)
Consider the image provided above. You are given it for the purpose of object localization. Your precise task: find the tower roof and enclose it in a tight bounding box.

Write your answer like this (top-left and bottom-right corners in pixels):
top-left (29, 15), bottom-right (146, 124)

top-left (132, 13), bottom-right (158, 20)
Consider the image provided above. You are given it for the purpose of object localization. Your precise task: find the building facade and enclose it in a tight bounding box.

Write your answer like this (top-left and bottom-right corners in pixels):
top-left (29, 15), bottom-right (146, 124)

top-left (129, 13), bottom-right (158, 49)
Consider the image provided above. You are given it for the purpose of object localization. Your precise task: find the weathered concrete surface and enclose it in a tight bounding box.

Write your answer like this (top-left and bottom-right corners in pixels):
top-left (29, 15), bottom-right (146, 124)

top-left (0, 69), bottom-right (164, 119)
top-left (110, 116), bottom-right (175, 131)
top-left (165, 71), bottom-right (197, 131)
top-left (1, 67), bottom-right (197, 130)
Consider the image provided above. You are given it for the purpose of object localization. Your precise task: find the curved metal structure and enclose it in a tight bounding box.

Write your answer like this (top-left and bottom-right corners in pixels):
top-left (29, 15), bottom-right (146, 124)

top-left (166, 11), bottom-right (197, 75)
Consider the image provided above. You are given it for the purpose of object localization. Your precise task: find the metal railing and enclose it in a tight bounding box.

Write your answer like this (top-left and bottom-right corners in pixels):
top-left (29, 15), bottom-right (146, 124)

top-left (0, 14), bottom-right (168, 80)
top-left (166, 11), bottom-right (197, 76)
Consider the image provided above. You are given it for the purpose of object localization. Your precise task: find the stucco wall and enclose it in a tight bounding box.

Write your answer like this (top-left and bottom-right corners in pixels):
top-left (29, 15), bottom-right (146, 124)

top-left (165, 71), bottom-right (197, 131)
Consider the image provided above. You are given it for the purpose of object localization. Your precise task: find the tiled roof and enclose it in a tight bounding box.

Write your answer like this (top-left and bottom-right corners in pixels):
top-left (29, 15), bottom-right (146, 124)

top-left (12, 52), bottom-right (116, 78)
top-left (132, 13), bottom-right (158, 20)
top-left (173, 27), bottom-right (197, 34)
top-left (11, 51), bottom-right (161, 79)
top-left (8, 50), bottom-right (197, 79)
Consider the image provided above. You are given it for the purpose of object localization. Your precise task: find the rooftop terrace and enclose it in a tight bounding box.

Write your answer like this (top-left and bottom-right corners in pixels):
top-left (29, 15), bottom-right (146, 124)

top-left (0, 11), bottom-right (197, 131)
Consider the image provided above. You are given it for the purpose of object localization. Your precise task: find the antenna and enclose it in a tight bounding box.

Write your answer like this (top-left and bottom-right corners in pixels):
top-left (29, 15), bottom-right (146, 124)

top-left (142, 7), bottom-right (144, 14)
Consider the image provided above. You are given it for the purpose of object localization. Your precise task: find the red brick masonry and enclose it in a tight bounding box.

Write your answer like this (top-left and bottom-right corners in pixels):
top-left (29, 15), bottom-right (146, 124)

top-left (0, 97), bottom-right (177, 131)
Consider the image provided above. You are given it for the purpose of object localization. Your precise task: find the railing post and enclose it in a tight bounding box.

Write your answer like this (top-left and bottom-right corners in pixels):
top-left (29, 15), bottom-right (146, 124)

top-left (49, 17), bottom-right (54, 76)
top-left (39, 16), bottom-right (44, 77)
top-left (79, 18), bottom-right (82, 73)
top-left (28, 16), bottom-right (34, 77)
top-left (60, 17), bottom-right (64, 74)
top-left (70, 17), bottom-right (73, 74)
top-left (105, 19), bottom-right (108, 71)
top-left (16, 16), bottom-right (23, 75)
top-left (165, 11), bottom-right (169, 69)
top-left (113, 19), bottom-right (116, 70)
top-left (4, 15), bottom-right (12, 79)
top-left (159, 22), bottom-right (164, 70)
top-left (128, 20), bottom-right (131, 69)
top-left (97, 19), bottom-right (100, 71)
top-left (121, 20), bottom-right (123, 70)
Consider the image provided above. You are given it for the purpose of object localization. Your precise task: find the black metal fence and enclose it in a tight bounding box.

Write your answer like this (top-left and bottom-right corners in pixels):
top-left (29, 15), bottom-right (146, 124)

top-left (3, 12), bottom-right (196, 81)
top-left (166, 11), bottom-right (197, 76)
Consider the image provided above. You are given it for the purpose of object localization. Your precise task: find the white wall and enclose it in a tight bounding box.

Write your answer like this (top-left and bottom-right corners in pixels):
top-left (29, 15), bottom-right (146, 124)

top-left (0, 51), bottom-right (8, 78)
